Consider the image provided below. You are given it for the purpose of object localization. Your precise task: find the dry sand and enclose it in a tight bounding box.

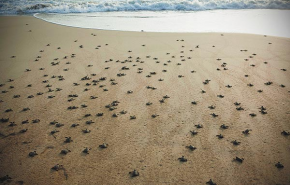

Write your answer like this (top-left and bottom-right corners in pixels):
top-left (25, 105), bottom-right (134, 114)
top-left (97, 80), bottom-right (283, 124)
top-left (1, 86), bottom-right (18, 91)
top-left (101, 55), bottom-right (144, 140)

top-left (0, 16), bottom-right (290, 185)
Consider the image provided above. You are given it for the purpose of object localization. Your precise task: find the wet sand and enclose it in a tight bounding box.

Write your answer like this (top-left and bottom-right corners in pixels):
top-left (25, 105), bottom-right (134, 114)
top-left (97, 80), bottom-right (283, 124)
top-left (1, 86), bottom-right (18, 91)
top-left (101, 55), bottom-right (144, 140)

top-left (0, 16), bottom-right (290, 185)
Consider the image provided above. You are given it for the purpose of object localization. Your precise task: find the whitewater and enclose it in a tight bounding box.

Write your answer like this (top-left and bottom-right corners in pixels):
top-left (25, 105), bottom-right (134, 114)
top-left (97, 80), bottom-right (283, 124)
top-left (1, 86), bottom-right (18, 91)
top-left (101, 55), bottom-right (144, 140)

top-left (0, 0), bottom-right (290, 14)
top-left (1, 0), bottom-right (289, 37)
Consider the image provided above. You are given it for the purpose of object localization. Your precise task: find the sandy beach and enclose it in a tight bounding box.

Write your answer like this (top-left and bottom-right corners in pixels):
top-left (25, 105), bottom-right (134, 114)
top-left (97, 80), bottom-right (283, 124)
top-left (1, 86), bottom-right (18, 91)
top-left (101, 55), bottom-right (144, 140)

top-left (0, 16), bottom-right (290, 185)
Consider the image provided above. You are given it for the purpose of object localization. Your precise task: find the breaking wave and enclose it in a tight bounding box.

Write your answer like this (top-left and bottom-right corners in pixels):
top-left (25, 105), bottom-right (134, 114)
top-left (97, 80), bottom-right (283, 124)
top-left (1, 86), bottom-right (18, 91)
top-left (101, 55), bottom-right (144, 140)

top-left (0, 0), bottom-right (290, 15)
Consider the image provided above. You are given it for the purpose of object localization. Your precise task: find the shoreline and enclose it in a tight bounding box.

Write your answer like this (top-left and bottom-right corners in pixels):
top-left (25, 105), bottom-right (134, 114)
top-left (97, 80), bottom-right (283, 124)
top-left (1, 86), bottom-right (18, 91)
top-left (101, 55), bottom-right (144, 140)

top-left (0, 15), bottom-right (289, 185)
top-left (0, 13), bottom-right (289, 38)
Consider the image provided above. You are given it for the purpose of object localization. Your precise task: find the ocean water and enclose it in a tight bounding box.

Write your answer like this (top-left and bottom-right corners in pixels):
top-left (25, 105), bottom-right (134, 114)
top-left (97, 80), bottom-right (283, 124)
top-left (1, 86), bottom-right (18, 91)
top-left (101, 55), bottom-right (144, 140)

top-left (1, 0), bottom-right (290, 37)
top-left (35, 10), bottom-right (290, 37)
top-left (0, 0), bottom-right (290, 14)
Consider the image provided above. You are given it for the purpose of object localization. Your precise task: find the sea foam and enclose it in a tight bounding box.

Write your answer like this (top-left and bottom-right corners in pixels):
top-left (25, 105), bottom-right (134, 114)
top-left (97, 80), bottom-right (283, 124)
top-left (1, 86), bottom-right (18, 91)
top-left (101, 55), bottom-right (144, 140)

top-left (0, 0), bottom-right (290, 14)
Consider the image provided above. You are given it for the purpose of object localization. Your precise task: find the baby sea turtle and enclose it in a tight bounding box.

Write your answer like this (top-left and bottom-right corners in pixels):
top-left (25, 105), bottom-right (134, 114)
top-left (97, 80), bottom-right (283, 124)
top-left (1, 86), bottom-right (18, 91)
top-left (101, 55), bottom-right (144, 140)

top-left (69, 95), bottom-right (78, 98)
top-left (275, 162), bottom-right (284, 169)
top-left (190, 130), bottom-right (198, 135)
top-left (195, 124), bottom-right (203, 128)
top-left (32, 119), bottom-right (40, 123)
top-left (112, 113), bottom-right (118, 117)
top-left (264, 81), bottom-right (273, 85)
top-left (82, 129), bottom-right (91, 133)
top-left (159, 99), bottom-right (165, 103)
top-left (236, 107), bottom-right (244, 111)
top-left (146, 102), bottom-right (152, 106)
top-left (178, 156), bottom-right (187, 162)
top-left (29, 151), bottom-right (38, 157)
top-left (8, 122), bottom-right (16, 127)
top-left (0, 118), bottom-right (9, 122)
top-left (242, 129), bottom-right (252, 134)
top-left (206, 179), bottom-right (216, 185)
top-left (151, 114), bottom-right (159, 118)
top-left (84, 114), bottom-right (91, 117)
top-left (19, 129), bottom-right (28, 133)
top-left (22, 107), bottom-right (30, 111)
top-left (99, 143), bottom-right (108, 148)
top-left (13, 95), bottom-right (20, 98)
top-left (208, 105), bottom-right (215, 109)
top-left (22, 120), bottom-right (29, 124)
top-left (186, 145), bottom-right (197, 151)
top-left (233, 157), bottom-right (244, 163)
top-left (260, 110), bottom-right (267, 114)
top-left (0, 175), bottom-right (12, 183)
top-left (50, 120), bottom-right (58, 125)
top-left (51, 130), bottom-right (59, 135)
top-left (163, 95), bottom-right (170, 99)
top-left (231, 140), bottom-right (241, 145)
top-left (60, 149), bottom-right (71, 155)
top-left (257, 89), bottom-right (263, 93)
top-left (216, 134), bottom-right (224, 139)
top-left (220, 124), bottom-right (229, 129)
top-left (234, 102), bottom-right (241, 106)
top-left (217, 95), bottom-right (224, 98)
top-left (51, 164), bottom-right (63, 171)
top-left (129, 169), bottom-right (139, 177)
top-left (64, 137), bottom-right (73, 143)
top-left (5, 108), bottom-right (12, 112)
top-left (71, 123), bottom-right (79, 128)
top-left (249, 113), bottom-right (256, 117)
top-left (210, 113), bottom-right (218, 117)
top-left (130, 115), bottom-right (136, 120)
top-left (86, 120), bottom-right (94, 124)
top-left (55, 123), bottom-right (64, 127)
top-left (83, 147), bottom-right (91, 154)
top-left (96, 113), bottom-right (104, 117)
top-left (191, 101), bottom-right (197, 105)
top-left (281, 131), bottom-right (290, 136)
top-left (109, 107), bottom-right (117, 111)
top-left (120, 110), bottom-right (127, 114)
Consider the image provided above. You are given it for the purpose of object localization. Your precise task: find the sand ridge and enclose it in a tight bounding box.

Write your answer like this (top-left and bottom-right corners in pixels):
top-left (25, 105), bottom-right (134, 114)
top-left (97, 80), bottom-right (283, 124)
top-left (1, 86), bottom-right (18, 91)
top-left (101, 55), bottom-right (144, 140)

top-left (0, 16), bottom-right (290, 185)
